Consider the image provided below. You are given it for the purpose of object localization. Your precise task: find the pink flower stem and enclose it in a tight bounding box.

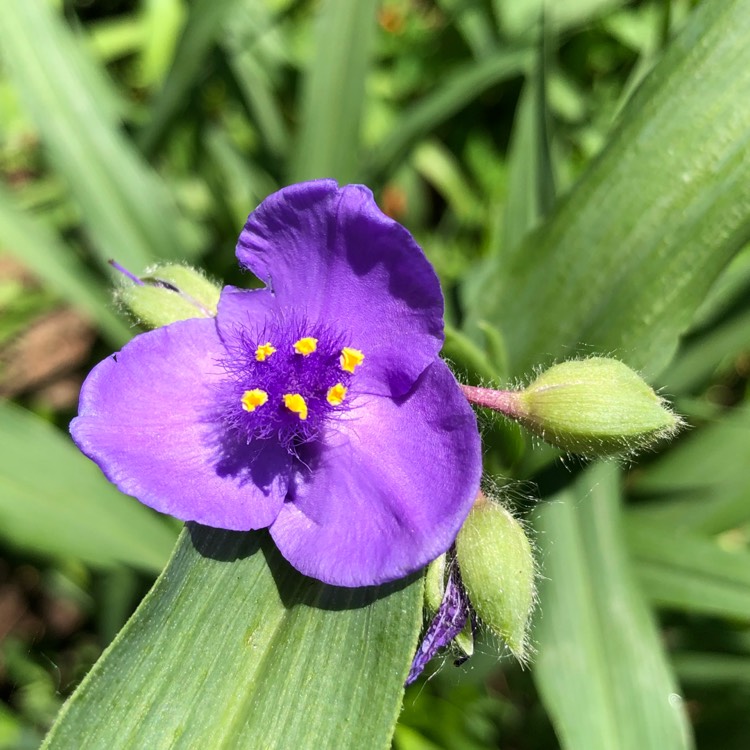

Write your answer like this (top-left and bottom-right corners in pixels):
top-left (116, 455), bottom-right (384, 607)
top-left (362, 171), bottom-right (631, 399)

top-left (460, 384), bottom-right (524, 418)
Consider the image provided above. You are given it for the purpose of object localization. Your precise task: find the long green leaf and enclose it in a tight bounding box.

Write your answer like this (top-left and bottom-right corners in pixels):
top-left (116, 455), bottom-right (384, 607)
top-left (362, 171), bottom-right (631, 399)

top-left (0, 402), bottom-right (176, 573)
top-left (533, 462), bottom-right (693, 749)
top-left (0, 184), bottom-right (130, 346)
top-left (223, 0), bottom-right (290, 159)
top-left (366, 48), bottom-right (530, 181)
top-left (628, 400), bottom-right (750, 535)
top-left (437, 0), bottom-right (499, 59)
top-left (0, 0), bottom-right (199, 272)
top-left (495, 0), bottom-right (625, 37)
top-left (626, 518), bottom-right (750, 621)
top-left (412, 140), bottom-right (483, 226)
top-left (138, 0), bottom-right (185, 89)
top-left (634, 403), bottom-right (750, 496)
top-left (138, 0), bottom-right (240, 155)
top-left (626, 486), bottom-right (750, 538)
top-left (500, 26), bottom-right (555, 257)
top-left (682, 241), bottom-right (750, 332)
top-left (468, 0), bottom-right (750, 380)
top-left (42, 526), bottom-right (423, 749)
top-left (663, 306), bottom-right (750, 393)
top-left (204, 126), bottom-right (278, 227)
top-left (290, 0), bottom-right (380, 183)
top-left (673, 653), bottom-right (750, 686)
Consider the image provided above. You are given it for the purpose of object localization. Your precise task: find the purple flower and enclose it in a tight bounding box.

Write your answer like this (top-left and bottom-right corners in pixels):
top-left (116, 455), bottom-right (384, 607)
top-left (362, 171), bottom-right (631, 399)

top-left (71, 180), bottom-right (482, 587)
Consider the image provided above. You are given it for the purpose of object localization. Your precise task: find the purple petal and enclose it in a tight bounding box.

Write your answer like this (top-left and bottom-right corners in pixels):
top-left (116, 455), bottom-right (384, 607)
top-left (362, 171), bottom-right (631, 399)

top-left (71, 319), bottom-right (289, 530)
top-left (406, 565), bottom-right (471, 685)
top-left (214, 285), bottom-right (278, 346)
top-left (235, 180), bottom-right (444, 396)
top-left (268, 360), bottom-right (481, 587)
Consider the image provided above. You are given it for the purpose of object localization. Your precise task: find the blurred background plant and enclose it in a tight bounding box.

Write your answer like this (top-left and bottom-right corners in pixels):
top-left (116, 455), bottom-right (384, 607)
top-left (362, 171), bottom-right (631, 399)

top-left (2, 0), bottom-right (750, 748)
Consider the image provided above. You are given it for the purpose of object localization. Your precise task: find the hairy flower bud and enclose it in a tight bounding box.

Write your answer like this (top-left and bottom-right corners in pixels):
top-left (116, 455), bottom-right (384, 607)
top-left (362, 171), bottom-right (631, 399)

top-left (514, 357), bottom-right (680, 455)
top-left (115, 263), bottom-right (220, 328)
top-left (455, 497), bottom-right (535, 661)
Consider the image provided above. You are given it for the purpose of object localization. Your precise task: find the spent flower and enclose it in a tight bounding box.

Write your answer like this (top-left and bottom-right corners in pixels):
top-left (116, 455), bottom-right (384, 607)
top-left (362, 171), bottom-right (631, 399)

top-left (71, 180), bottom-right (482, 587)
top-left (406, 561), bottom-right (472, 685)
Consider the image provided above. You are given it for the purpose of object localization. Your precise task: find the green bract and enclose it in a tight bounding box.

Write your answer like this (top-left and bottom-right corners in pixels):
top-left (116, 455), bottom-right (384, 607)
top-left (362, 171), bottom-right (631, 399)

top-left (456, 498), bottom-right (535, 661)
top-left (516, 357), bottom-right (680, 455)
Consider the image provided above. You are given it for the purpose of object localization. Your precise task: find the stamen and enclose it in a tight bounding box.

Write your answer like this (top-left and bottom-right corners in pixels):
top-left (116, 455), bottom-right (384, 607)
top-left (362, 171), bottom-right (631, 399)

top-left (326, 383), bottom-right (347, 406)
top-left (340, 347), bottom-right (364, 373)
top-left (293, 337), bottom-right (318, 356)
top-left (283, 393), bottom-right (309, 420)
top-left (241, 389), bottom-right (268, 412)
top-left (255, 343), bottom-right (276, 361)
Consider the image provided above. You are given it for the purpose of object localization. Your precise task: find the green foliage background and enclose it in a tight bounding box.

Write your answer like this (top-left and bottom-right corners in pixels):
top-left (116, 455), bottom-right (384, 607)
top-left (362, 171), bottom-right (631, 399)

top-left (2, 0), bottom-right (750, 748)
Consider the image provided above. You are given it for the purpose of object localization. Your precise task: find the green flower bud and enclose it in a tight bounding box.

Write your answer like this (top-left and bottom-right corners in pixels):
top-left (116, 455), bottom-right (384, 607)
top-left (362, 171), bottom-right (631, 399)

top-left (515, 357), bottom-right (680, 455)
top-left (423, 553), bottom-right (446, 614)
top-left (115, 263), bottom-right (220, 329)
top-left (456, 497), bottom-right (535, 662)
top-left (454, 617), bottom-right (474, 660)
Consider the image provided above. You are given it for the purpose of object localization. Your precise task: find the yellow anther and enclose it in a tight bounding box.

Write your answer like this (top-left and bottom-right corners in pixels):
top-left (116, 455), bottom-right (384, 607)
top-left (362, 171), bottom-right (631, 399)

top-left (241, 389), bottom-right (268, 412)
top-left (255, 343), bottom-right (276, 361)
top-left (340, 347), bottom-right (364, 373)
top-left (293, 337), bottom-right (318, 356)
top-left (283, 393), bottom-right (308, 420)
top-left (326, 383), bottom-right (347, 406)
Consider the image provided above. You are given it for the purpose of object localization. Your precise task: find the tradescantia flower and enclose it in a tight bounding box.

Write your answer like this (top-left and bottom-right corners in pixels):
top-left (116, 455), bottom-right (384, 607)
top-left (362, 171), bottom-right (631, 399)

top-left (71, 180), bottom-right (482, 587)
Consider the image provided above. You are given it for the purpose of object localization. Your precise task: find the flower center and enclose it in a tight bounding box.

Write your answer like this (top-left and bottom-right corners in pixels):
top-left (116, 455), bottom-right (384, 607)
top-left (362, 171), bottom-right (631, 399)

top-left (220, 321), bottom-right (364, 452)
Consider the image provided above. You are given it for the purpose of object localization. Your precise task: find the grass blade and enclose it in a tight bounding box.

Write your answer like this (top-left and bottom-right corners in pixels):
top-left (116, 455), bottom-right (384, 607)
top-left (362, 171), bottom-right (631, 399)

top-left (223, 1), bottom-right (290, 159)
top-left (290, 0), bottom-right (380, 183)
top-left (626, 518), bottom-right (750, 621)
top-left (0, 184), bottom-right (130, 346)
top-left (0, 0), bottom-right (199, 272)
top-left (366, 48), bottom-right (530, 181)
top-left (501, 26), bottom-right (555, 257)
top-left (138, 0), bottom-right (240, 155)
top-left (634, 403), bottom-right (750, 496)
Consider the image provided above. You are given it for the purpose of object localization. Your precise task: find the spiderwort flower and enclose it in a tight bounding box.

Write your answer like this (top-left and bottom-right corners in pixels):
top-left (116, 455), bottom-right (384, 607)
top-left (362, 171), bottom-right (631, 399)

top-left (71, 180), bottom-right (482, 587)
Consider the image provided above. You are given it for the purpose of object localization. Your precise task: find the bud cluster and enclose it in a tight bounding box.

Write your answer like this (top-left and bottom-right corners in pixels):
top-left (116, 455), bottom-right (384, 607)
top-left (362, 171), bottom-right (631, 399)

top-left (408, 493), bottom-right (536, 683)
